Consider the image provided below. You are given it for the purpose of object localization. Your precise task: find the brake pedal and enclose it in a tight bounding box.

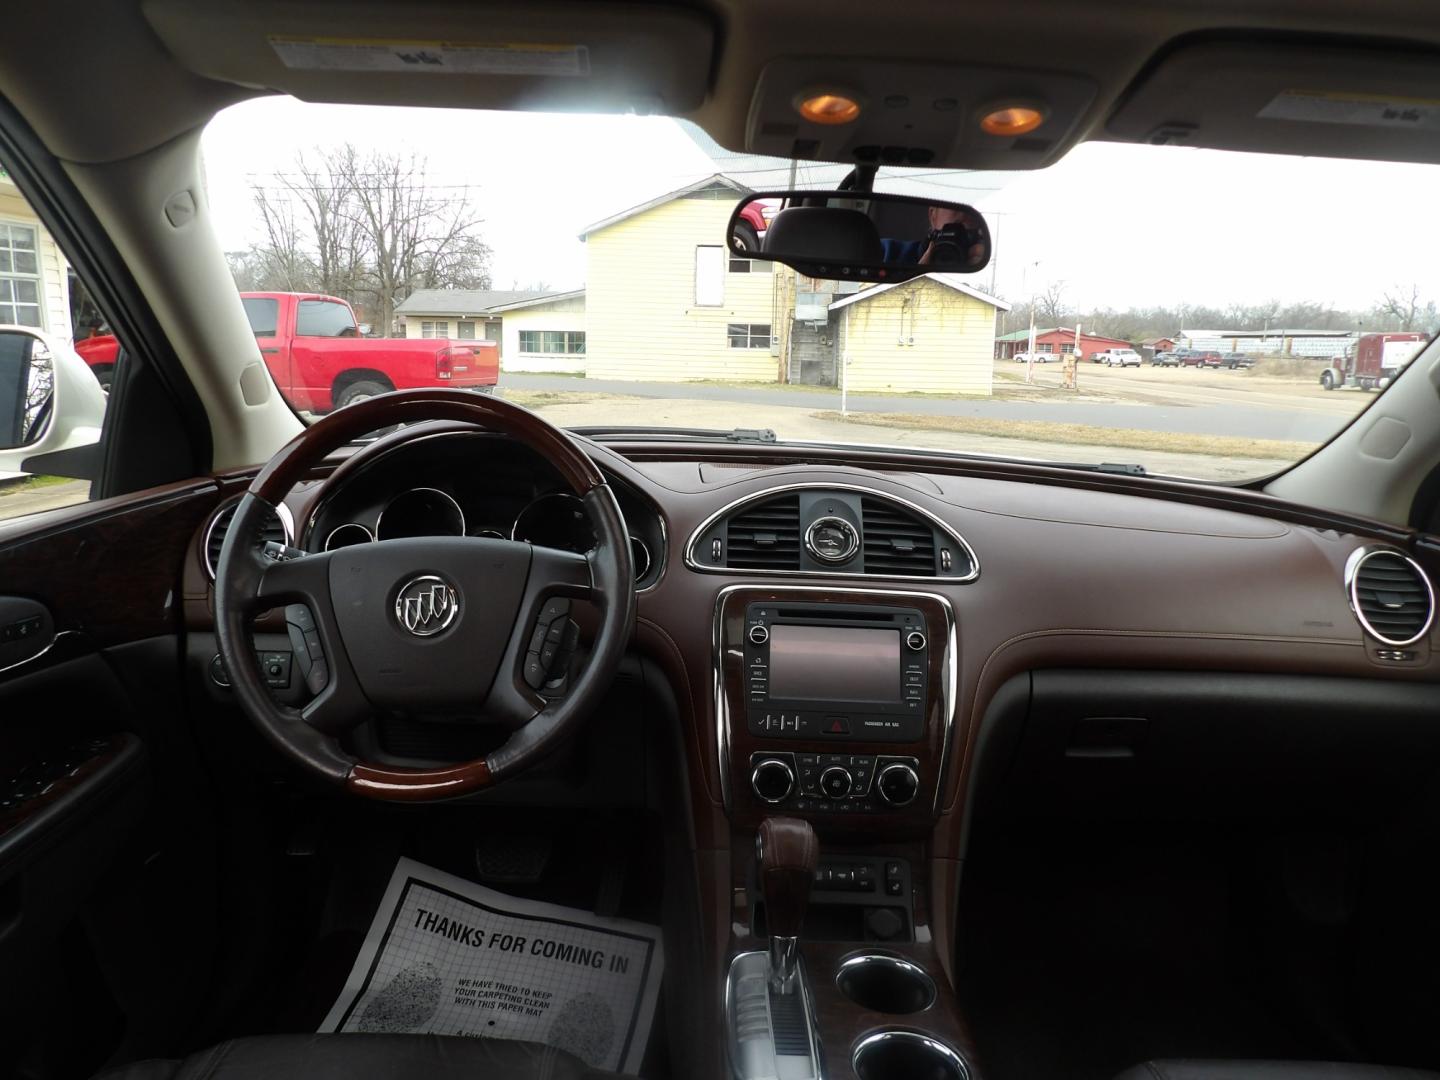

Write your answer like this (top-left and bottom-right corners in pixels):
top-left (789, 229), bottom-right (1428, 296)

top-left (472, 833), bottom-right (552, 885)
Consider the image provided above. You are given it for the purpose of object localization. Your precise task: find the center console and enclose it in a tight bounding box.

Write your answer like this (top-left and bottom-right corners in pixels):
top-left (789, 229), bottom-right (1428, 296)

top-left (715, 585), bottom-right (955, 832)
top-left (714, 586), bottom-right (975, 1078)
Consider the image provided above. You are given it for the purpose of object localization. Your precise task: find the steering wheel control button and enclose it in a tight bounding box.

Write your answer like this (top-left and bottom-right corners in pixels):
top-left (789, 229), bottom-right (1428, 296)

top-left (819, 765), bottom-right (853, 800)
top-left (804, 516), bottom-right (860, 563)
top-left (751, 758), bottom-right (795, 804)
top-left (877, 762), bottom-right (921, 807)
top-left (523, 653), bottom-right (547, 689)
top-left (748, 623), bottom-right (770, 645)
top-left (905, 630), bottom-right (927, 651)
top-left (394, 575), bottom-right (460, 637)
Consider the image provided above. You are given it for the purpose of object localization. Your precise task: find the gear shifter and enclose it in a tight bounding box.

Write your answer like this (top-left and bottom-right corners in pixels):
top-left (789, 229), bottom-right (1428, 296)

top-left (756, 816), bottom-right (818, 994)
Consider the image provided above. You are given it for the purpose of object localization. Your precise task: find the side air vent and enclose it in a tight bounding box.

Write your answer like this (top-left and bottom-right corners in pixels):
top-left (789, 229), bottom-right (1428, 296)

top-left (861, 498), bottom-right (937, 576)
top-left (726, 493), bottom-right (801, 570)
top-left (1347, 548), bottom-right (1435, 647)
top-left (204, 500), bottom-right (292, 580)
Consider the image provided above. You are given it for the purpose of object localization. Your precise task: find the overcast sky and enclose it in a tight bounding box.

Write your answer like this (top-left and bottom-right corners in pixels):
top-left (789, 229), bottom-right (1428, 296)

top-left (201, 96), bottom-right (1440, 313)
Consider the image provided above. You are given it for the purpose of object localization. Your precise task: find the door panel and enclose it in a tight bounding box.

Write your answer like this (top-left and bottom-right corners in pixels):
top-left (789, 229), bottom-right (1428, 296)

top-left (0, 480), bottom-right (223, 1077)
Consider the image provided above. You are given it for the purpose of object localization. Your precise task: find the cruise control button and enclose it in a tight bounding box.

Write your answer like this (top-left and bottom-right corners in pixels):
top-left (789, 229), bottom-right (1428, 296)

top-left (523, 653), bottom-right (547, 689)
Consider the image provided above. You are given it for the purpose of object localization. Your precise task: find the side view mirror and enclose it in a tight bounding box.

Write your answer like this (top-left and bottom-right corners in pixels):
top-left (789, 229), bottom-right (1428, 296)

top-left (357, 323), bottom-right (373, 337)
top-left (0, 327), bottom-right (107, 480)
top-left (728, 190), bottom-right (991, 282)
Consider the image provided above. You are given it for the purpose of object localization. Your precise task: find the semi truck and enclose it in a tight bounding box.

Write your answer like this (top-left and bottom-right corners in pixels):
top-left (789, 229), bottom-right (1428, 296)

top-left (1320, 332), bottom-right (1428, 391)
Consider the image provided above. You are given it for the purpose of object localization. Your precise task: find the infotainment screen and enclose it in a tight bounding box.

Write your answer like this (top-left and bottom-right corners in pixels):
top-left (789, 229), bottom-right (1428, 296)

top-left (767, 625), bottom-right (901, 705)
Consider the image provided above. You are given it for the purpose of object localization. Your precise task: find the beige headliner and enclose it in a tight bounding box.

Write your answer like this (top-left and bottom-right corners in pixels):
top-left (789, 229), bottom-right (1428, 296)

top-left (4, 0), bottom-right (1440, 166)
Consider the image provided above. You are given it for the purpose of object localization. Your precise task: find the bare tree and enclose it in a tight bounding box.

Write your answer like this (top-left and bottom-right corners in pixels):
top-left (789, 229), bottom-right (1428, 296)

top-left (1378, 284), bottom-right (1424, 331)
top-left (288, 146), bottom-right (368, 300)
top-left (343, 149), bottom-right (492, 333)
top-left (233, 145), bottom-right (491, 334)
top-left (1036, 280), bottom-right (1068, 325)
top-left (250, 188), bottom-right (315, 291)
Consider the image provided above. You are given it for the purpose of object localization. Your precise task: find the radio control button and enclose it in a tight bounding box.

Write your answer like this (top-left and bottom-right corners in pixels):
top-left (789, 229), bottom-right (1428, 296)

top-left (877, 763), bottom-right (920, 807)
top-left (748, 624), bottom-right (770, 645)
top-left (751, 759), bottom-right (794, 804)
top-left (905, 630), bottom-right (927, 651)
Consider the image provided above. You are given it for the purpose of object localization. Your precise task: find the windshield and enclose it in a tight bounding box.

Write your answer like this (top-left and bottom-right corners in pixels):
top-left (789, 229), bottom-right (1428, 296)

top-left (200, 97), bottom-right (1440, 483)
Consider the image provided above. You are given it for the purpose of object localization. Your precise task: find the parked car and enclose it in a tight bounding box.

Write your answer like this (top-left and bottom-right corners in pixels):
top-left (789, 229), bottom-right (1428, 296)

top-left (1178, 349), bottom-right (1223, 368)
top-left (1219, 352), bottom-right (1254, 369)
top-left (1012, 351), bottom-right (1056, 363)
top-left (72, 291), bottom-right (499, 412)
top-left (1095, 348), bottom-right (1142, 367)
top-left (1151, 350), bottom-right (1181, 367)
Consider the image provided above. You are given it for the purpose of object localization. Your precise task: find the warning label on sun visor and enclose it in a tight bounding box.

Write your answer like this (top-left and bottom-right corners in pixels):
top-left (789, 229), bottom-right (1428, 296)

top-left (1259, 90), bottom-right (1440, 130)
top-left (269, 37), bottom-right (590, 77)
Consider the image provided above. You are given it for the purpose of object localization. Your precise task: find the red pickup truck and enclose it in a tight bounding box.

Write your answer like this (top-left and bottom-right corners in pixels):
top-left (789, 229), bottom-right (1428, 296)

top-left (73, 291), bottom-right (499, 412)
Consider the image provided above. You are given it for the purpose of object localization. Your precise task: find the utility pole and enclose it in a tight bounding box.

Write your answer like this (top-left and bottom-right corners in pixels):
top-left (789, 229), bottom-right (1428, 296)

top-left (1021, 260), bottom-right (1042, 385)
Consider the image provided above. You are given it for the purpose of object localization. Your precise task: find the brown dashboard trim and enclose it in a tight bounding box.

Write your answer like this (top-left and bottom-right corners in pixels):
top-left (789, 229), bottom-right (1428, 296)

top-left (598, 438), bottom-right (1420, 547)
top-left (0, 478), bottom-right (221, 649)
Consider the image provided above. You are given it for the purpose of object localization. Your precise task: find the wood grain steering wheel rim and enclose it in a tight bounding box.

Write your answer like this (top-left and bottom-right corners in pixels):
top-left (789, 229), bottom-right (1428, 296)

top-left (213, 389), bottom-right (635, 802)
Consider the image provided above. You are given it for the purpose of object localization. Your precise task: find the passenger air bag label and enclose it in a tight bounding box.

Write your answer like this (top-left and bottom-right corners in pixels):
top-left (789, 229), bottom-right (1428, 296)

top-left (269, 37), bottom-right (591, 77)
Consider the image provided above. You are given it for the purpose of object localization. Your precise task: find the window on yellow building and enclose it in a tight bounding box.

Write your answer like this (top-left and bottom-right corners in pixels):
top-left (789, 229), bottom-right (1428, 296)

top-left (420, 320), bottom-right (449, 338)
top-left (519, 330), bottom-right (586, 354)
top-left (728, 257), bottom-right (772, 274)
top-left (727, 323), bottom-right (771, 349)
top-left (695, 246), bottom-right (724, 306)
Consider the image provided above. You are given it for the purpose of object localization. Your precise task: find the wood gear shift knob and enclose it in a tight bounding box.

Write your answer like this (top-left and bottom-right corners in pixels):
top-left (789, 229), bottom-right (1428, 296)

top-left (756, 816), bottom-right (818, 993)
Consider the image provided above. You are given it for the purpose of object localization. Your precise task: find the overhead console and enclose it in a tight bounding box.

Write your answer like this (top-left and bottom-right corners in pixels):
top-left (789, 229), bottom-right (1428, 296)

top-left (745, 57), bottom-right (1096, 170)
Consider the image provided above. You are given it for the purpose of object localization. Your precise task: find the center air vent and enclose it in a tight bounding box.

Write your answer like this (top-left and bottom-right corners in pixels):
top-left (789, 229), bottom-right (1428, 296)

top-left (205, 500), bottom-right (292, 579)
top-left (725, 493), bottom-right (801, 570)
top-left (1348, 548), bottom-right (1435, 647)
top-left (861, 497), bottom-right (937, 576)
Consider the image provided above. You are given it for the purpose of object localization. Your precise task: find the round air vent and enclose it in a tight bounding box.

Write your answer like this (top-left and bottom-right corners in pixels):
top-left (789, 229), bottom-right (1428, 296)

top-left (204, 499), bottom-right (294, 580)
top-left (1346, 547), bottom-right (1435, 647)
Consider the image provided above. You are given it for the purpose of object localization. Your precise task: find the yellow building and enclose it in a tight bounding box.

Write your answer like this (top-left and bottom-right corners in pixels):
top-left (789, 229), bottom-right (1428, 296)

top-left (0, 170), bottom-right (72, 338)
top-left (829, 274), bottom-right (1008, 395)
top-left (489, 290), bottom-right (586, 374)
top-left (581, 175), bottom-right (784, 382)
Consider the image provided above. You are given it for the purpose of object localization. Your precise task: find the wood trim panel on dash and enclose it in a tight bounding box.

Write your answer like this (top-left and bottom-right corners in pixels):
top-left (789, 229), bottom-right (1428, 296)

top-left (716, 586), bottom-right (956, 838)
top-left (0, 479), bottom-right (221, 650)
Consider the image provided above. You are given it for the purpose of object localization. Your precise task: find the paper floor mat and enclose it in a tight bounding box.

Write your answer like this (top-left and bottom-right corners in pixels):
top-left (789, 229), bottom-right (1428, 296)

top-left (320, 857), bottom-right (664, 1074)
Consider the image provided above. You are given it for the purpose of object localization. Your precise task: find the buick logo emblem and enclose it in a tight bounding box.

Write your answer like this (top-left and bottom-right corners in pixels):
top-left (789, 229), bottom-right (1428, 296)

top-left (394, 575), bottom-right (459, 636)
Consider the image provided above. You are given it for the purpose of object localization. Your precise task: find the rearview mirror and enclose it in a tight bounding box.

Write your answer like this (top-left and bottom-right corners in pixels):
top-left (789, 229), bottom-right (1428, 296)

top-left (728, 190), bottom-right (991, 282)
top-left (0, 327), bottom-right (107, 479)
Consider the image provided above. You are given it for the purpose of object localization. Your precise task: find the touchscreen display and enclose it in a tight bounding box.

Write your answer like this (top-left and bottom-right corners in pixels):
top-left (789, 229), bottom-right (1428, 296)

top-left (767, 625), bottom-right (901, 704)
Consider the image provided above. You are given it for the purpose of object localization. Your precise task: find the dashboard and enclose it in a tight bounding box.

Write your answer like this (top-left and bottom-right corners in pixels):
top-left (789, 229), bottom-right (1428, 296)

top-left (298, 431), bottom-right (665, 588)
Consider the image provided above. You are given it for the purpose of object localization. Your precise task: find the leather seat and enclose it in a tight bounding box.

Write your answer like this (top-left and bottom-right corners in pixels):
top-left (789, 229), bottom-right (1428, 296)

top-left (1116, 1061), bottom-right (1440, 1079)
top-left (98, 1033), bottom-right (623, 1080)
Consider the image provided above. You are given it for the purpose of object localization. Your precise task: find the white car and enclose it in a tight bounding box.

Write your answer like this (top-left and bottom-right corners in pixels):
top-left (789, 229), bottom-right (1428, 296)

top-left (1013, 351), bottom-right (1055, 363)
top-left (1096, 348), bottom-right (1142, 367)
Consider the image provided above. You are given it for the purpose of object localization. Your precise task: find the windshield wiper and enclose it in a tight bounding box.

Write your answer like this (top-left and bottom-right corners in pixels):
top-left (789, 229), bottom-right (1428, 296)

top-left (1054, 461), bottom-right (1149, 477)
top-left (572, 425), bottom-right (778, 443)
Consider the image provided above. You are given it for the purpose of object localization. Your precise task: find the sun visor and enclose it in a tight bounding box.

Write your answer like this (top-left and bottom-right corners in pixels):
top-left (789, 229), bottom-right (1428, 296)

top-left (1107, 39), bottom-right (1440, 163)
top-left (744, 58), bottom-right (1096, 170)
top-left (142, 0), bottom-right (715, 114)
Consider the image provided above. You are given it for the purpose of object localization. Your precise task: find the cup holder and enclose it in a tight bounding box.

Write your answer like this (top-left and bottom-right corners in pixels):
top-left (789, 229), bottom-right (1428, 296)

top-left (852, 1031), bottom-right (970, 1080)
top-left (835, 954), bottom-right (937, 1014)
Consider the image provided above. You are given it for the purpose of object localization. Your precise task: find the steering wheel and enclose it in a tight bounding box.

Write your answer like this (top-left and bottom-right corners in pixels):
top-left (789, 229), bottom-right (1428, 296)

top-left (213, 389), bottom-right (635, 801)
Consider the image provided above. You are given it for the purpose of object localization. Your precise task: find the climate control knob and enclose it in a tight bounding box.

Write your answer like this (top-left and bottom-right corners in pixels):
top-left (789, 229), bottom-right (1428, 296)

top-left (819, 765), bottom-right (853, 800)
top-left (751, 758), bottom-right (795, 804)
top-left (876, 763), bottom-right (920, 807)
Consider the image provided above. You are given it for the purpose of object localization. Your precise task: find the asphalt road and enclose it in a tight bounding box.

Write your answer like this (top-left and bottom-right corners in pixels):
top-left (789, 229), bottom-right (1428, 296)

top-left (499, 373), bottom-right (1359, 442)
